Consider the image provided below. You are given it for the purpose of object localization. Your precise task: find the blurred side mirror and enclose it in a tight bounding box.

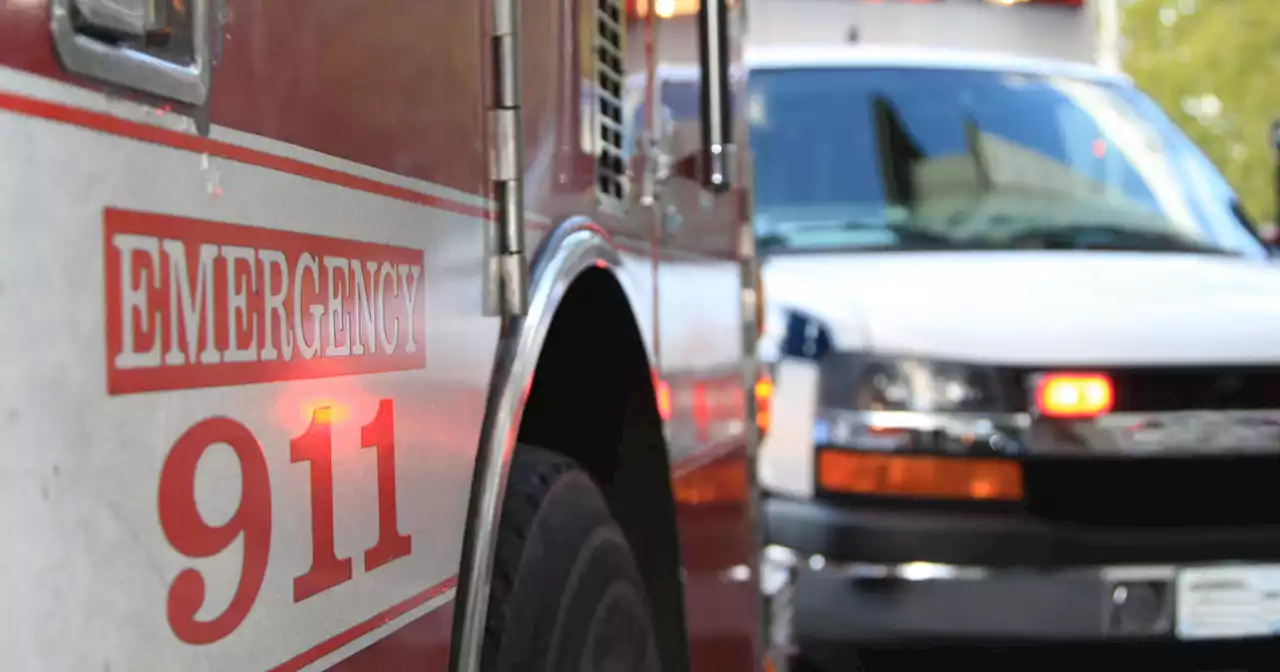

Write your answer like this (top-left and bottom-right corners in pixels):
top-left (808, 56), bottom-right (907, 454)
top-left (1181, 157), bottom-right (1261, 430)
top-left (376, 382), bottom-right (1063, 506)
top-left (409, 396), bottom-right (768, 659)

top-left (1270, 119), bottom-right (1280, 231)
top-left (698, 0), bottom-right (733, 193)
top-left (1262, 228), bottom-right (1280, 255)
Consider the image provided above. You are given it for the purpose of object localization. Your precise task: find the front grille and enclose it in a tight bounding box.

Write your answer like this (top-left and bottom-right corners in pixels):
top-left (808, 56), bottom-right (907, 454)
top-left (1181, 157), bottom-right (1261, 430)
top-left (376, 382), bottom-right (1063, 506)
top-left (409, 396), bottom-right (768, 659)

top-left (1009, 366), bottom-right (1280, 525)
top-left (1006, 365), bottom-right (1280, 412)
top-left (1021, 455), bottom-right (1280, 526)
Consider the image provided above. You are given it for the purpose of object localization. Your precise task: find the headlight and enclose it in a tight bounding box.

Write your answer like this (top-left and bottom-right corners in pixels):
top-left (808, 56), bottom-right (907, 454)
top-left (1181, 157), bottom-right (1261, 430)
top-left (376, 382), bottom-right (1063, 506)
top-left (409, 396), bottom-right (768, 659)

top-left (814, 355), bottom-right (1024, 458)
top-left (823, 355), bottom-right (1005, 413)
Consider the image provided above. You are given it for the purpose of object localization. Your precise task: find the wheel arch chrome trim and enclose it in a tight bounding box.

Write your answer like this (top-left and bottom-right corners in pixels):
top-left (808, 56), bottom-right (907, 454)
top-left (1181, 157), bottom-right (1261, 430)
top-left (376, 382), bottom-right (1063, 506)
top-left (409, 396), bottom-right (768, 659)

top-left (451, 217), bottom-right (649, 672)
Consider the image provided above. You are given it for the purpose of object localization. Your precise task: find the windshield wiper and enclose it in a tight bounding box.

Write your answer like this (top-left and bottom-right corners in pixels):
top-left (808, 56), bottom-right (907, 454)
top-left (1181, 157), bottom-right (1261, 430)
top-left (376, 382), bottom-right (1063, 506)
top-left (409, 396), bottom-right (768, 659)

top-left (757, 218), bottom-right (961, 253)
top-left (839, 219), bottom-right (955, 245)
top-left (1012, 223), bottom-right (1237, 256)
top-left (757, 233), bottom-right (789, 251)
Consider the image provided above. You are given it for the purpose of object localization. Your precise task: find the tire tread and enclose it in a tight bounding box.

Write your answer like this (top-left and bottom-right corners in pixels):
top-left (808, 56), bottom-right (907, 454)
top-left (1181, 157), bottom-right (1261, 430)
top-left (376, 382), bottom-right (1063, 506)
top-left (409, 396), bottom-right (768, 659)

top-left (481, 445), bottom-right (581, 672)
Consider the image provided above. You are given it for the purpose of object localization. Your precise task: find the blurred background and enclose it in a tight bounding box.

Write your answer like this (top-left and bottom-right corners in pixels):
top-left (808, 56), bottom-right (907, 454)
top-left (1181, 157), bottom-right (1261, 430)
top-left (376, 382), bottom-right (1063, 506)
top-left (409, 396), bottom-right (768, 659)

top-left (1122, 0), bottom-right (1280, 234)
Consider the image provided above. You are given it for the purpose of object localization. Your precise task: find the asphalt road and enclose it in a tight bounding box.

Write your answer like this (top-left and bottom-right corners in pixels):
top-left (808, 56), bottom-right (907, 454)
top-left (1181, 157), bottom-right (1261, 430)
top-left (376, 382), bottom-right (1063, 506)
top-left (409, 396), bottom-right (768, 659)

top-left (799, 641), bottom-right (1280, 671)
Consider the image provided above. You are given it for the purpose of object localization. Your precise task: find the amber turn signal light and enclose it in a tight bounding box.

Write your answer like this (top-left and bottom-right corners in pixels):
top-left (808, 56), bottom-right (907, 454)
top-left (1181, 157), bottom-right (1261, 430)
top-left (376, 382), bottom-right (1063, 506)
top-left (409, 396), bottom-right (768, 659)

top-left (754, 374), bottom-right (772, 434)
top-left (818, 451), bottom-right (1024, 501)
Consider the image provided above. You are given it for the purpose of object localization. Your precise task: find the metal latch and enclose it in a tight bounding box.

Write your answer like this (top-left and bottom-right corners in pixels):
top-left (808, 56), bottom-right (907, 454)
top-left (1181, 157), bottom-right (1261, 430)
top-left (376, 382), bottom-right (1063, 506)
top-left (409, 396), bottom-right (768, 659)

top-left (51, 0), bottom-right (212, 105)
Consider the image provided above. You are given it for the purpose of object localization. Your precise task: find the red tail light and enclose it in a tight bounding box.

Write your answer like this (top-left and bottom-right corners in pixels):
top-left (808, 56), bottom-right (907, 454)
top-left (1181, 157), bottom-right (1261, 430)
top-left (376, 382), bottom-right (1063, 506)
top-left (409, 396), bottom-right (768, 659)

top-left (1035, 373), bottom-right (1114, 419)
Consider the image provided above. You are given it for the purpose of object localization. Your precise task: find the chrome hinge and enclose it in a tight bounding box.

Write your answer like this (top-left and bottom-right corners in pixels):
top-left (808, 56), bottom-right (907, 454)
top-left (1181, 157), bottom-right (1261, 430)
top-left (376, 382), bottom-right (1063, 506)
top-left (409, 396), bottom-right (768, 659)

top-left (483, 0), bottom-right (529, 317)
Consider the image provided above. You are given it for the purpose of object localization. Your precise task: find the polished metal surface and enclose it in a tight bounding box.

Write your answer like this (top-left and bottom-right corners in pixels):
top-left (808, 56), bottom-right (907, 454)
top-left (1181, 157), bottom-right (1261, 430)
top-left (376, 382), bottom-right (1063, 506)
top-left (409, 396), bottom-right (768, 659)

top-left (815, 408), bottom-right (1032, 455)
top-left (764, 545), bottom-right (994, 584)
top-left (816, 407), bottom-right (1280, 457)
top-left (454, 219), bottom-right (623, 672)
top-left (51, 0), bottom-right (211, 105)
top-left (1042, 409), bottom-right (1280, 457)
top-left (73, 0), bottom-right (164, 37)
top-left (698, 0), bottom-right (734, 192)
top-left (483, 0), bottom-right (528, 317)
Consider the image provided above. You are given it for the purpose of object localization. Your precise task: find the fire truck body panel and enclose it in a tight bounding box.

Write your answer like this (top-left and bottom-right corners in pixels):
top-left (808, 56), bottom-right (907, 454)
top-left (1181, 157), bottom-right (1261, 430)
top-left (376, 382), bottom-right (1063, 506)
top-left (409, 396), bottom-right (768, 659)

top-left (0, 63), bottom-right (478, 671)
top-left (0, 0), bottom-right (758, 669)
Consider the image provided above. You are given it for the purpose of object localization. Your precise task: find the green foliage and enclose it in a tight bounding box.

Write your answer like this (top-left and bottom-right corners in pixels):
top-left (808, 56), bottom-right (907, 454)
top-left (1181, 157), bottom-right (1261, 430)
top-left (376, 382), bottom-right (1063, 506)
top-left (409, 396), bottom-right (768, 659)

top-left (1122, 0), bottom-right (1280, 227)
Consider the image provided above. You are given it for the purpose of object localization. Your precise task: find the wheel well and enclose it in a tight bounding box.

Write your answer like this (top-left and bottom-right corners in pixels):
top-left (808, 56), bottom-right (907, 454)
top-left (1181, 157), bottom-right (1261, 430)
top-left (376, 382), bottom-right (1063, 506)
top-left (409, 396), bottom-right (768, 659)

top-left (517, 267), bottom-right (690, 672)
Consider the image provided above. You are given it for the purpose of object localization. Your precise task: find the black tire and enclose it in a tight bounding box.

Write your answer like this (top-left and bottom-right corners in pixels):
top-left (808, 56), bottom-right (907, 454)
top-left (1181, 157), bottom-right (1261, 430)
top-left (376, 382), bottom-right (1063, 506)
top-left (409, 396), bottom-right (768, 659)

top-left (481, 444), bottom-right (661, 672)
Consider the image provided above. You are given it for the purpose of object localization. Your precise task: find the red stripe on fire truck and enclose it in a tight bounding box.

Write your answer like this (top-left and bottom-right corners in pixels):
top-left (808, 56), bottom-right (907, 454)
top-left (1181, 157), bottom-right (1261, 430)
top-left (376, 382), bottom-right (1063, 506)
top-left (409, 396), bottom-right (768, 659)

top-left (104, 208), bottom-right (426, 394)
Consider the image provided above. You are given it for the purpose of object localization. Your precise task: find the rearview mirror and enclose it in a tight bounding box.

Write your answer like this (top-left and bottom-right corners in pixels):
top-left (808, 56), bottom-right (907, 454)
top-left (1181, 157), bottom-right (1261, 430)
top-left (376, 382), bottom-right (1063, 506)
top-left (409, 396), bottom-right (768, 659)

top-left (698, 0), bottom-right (733, 193)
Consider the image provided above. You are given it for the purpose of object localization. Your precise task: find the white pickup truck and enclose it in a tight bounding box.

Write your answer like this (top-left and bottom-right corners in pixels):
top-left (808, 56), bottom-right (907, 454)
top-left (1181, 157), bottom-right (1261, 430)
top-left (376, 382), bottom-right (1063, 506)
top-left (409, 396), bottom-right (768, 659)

top-left (749, 42), bottom-right (1280, 671)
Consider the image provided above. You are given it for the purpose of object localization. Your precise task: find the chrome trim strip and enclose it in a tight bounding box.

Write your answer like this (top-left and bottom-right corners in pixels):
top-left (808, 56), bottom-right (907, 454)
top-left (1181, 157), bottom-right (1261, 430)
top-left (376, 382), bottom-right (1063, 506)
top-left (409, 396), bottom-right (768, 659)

top-left (816, 409), bottom-right (1031, 455)
top-left (51, 0), bottom-right (212, 106)
top-left (763, 545), bottom-right (995, 586)
top-left (823, 409), bottom-right (1030, 435)
top-left (1057, 410), bottom-right (1280, 457)
top-left (817, 408), bottom-right (1280, 457)
top-left (763, 544), bottom-right (1192, 585)
top-left (453, 218), bottom-right (626, 672)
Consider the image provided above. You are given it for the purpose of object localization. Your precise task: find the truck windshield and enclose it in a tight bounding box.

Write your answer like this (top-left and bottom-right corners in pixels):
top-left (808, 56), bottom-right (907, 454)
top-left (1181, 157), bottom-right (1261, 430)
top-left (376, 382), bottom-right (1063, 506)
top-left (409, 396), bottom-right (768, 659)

top-left (747, 67), bottom-right (1268, 259)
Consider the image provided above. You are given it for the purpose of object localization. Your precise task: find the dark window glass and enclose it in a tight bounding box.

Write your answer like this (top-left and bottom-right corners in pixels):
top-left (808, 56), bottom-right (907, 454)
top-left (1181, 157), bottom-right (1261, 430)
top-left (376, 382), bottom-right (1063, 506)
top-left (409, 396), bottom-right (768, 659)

top-left (746, 67), bottom-right (1265, 259)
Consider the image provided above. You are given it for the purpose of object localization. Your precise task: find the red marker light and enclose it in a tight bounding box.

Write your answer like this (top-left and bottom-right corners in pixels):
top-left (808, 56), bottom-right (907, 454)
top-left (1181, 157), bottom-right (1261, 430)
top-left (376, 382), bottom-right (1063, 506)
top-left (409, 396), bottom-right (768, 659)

top-left (653, 371), bottom-right (672, 421)
top-left (754, 374), bottom-right (773, 434)
top-left (1035, 373), bottom-right (1113, 418)
top-left (657, 380), bottom-right (672, 421)
top-left (1092, 138), bottom-right (1107, 159)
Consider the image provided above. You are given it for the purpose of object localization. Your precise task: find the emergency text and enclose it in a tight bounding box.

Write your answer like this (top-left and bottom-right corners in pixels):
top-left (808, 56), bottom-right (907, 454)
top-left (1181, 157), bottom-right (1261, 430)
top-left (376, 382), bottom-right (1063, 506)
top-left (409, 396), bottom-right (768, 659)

top-left (104, 209), bottom-right (426, 395)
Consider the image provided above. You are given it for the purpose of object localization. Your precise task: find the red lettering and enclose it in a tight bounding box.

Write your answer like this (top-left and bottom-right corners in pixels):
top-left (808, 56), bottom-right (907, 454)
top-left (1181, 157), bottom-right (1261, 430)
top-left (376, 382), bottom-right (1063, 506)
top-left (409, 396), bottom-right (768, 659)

top-left (290, 407), bottom-right (354, 603)
top-left (362, 399), bottom-right (413, 571)
top-left (159, 418), bottom-right (272, 645)
top-left (160, 398), bottom-right (413, 642)
top-left (104, 209), bottom-right (427, 395)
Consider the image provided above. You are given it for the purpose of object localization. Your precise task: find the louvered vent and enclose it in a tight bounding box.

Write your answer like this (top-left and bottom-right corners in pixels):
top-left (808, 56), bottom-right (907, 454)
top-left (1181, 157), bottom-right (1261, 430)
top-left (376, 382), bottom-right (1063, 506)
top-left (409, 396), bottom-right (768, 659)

top-left (593, 0), bottom-right (627, 202)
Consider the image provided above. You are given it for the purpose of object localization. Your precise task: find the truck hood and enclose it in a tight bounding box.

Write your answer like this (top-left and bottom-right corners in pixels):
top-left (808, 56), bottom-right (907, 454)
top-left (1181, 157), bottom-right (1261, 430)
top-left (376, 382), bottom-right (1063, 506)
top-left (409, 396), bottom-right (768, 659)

top-left (760, 251), bottom-right (1280, 365)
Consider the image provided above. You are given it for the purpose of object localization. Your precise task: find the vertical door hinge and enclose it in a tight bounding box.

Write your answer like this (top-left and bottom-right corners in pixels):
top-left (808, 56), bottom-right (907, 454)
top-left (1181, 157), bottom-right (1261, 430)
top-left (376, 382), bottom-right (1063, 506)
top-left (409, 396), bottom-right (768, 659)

top-left (483, 0), bottom-right (529, 317)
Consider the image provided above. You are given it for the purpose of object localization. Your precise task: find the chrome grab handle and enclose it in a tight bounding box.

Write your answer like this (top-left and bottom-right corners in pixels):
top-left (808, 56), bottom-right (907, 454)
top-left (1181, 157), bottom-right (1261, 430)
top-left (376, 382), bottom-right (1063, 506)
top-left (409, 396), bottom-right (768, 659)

top-left (51, 0), bottom-right (212, 106)
top-left (73, 0), bottom-right (167, 38)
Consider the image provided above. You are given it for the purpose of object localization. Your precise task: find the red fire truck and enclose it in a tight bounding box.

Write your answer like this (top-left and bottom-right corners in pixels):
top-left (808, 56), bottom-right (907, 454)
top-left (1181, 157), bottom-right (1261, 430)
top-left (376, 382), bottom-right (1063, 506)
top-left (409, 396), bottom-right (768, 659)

top-left (0, 0), bottom-right (760, 670)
